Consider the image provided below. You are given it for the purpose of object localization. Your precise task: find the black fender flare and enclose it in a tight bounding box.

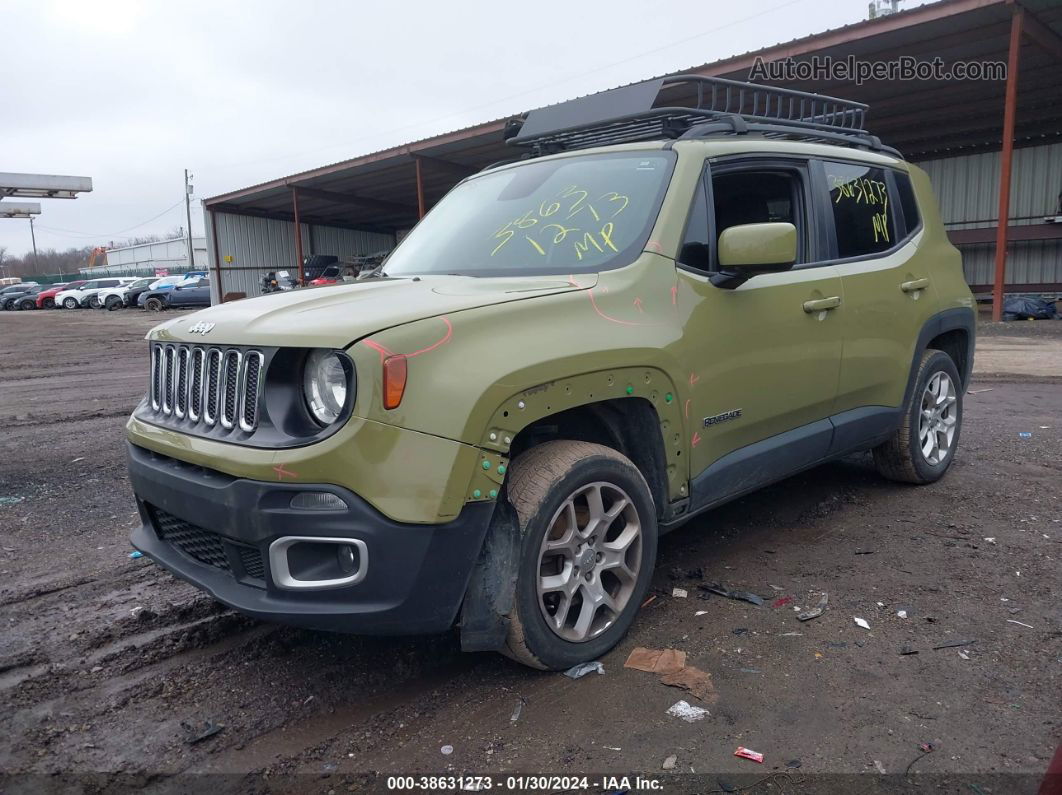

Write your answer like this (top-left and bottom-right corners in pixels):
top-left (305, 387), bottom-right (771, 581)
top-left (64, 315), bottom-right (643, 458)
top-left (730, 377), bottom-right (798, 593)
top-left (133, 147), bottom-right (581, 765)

top-left (901, 307), bottom-right (976, 409)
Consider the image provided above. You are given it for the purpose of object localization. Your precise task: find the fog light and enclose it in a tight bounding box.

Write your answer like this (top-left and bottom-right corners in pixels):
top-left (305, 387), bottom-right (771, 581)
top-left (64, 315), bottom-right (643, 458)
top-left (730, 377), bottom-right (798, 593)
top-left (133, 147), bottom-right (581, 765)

top-left (337, 544), bottom-right (357, 574)
top-left (289, 491), bottom-right (346, 511)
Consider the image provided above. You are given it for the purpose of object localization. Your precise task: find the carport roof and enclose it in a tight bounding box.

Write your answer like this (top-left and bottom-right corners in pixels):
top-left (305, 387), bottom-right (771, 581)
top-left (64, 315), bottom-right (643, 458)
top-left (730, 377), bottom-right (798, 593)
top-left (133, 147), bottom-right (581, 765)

top-left (204, 0), bottom-right (1062, 231)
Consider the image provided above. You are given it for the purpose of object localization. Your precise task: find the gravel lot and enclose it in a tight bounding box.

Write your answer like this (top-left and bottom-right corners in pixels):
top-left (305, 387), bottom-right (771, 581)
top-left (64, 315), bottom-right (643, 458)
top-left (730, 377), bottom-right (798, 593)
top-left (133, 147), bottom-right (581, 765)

top-left (1, 308), bottom-right (1059, 792)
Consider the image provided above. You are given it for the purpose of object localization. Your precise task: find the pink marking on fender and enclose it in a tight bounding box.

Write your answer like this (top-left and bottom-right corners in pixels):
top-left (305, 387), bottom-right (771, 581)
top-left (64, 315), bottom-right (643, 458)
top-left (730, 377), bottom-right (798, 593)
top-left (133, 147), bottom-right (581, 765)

top-left (633, 297), bottom-right (644, 312)
top-left (362, 339), bottom-right (393, 362)
top-left (684, 398), bottom-right (690, 418)
top-left (670, 285), bottom-right (677, 305)
top-left (689, 372), bottom-right (700, 386)
top-left (691, 431), bottom-right (702, 448)
top-left (645, 240), bottom-right (664, 254)
top-left (273, 464), bottom-right (298, 481)
top-left (405, 316), bottom-right (453, 359)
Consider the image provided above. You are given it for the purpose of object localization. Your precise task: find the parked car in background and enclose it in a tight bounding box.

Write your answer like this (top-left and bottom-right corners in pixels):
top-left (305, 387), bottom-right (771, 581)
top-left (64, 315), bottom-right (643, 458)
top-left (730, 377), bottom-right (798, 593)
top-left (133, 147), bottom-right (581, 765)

top-left (35, 281), bottom-right (78, 309)
top-left (55, 278), bottom-right (136, 309)
top-left (0, 283), bottom-right (42, 310)
top-left (3, 285), bottom-right (47, 311)
top-left (124, 276), bottom-right (182, 308)
top-left (140, 278), bottom-right (211, 311)
top-left (0, 283), bottom-right (40, 308)
top-left (97, 277), bottom-right (156, 310)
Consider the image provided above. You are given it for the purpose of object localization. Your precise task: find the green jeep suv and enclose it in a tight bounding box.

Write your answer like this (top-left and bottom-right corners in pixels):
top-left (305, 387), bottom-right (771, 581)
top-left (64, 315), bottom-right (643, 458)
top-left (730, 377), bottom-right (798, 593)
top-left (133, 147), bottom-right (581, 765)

top-left (126, 77), bottom-right (974, 669)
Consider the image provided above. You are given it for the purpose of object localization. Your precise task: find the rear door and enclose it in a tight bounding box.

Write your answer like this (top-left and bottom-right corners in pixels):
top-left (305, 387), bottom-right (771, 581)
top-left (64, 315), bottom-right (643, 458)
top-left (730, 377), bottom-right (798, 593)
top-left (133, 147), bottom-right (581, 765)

top-left (675, 157), bottom-right (845, 507)
top-left (812, 160), bottom-right (936, 450)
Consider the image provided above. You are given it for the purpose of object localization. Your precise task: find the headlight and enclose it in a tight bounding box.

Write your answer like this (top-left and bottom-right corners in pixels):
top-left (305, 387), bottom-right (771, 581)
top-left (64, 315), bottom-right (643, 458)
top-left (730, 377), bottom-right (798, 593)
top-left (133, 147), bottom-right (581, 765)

top-left (303, 350), bottom-right (348, 425)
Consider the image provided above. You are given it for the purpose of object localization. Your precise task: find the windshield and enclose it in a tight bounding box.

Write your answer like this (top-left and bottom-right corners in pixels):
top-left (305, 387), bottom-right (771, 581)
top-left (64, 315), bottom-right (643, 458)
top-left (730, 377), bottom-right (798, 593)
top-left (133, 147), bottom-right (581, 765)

top-left (384, 151), bottom-right (674, 277)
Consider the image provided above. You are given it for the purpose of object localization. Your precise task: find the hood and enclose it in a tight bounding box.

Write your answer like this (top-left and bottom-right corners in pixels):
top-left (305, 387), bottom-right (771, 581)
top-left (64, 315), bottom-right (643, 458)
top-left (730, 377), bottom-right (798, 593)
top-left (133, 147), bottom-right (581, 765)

top-left (149, 274), bottom-right (596, 346)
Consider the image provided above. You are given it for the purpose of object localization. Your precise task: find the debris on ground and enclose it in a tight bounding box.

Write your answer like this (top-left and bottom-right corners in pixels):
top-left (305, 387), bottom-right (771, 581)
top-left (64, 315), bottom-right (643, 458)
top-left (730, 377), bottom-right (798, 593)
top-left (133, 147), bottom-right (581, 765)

top-left (984, 537), bottom-right (996, 544)
top-left (695, 610), bottom-right (708, 616)
top-left (771, 595), bottom-right (795, 608)
top-left (967, 387), bottom-right (994, 394)
top-left (732, 627), bottom-right (748, 636)
top-left (509, 699), bottom-right (524, 722)
top-left (734, 746), bottom-right (764, 763)
top-left (786, 759), bottom-right (801, 769)
top-left (128, 551), bottom-right (143, 559)
top-left (662, 754), bottom-right (677, 770)
top-left (797, 592), bottom-right (828, 621)
top-left (672, 588), bottom-right (688, 598)
top-left (564, 661), bottom-right (604, 679)
top-left (1019, 432), bottom-right (1033, 439)
top-left (440, 744), bottom-right (454, 755)
top-left (854, 617), bottom-right (871, 630)
top-left (625, 647), bottom-right (686, 674)
top-left (1006, 619), bottom-right (1034, 628)
top-left (641, 595), bottom-right (658, 608)
top-left (180, 719), bottom-right (224, 744)
top-left (698, 583), bottom-right (764, 606)
top-left (0, 497), bottom-right (25, 506)
top-left (660, 665), bottom-right (717, 703)
top-left (932, 639), bottom-right (976, 650)
top-left (958, 650), bottom-right (970, 660)
top-left (896, 610), bottom-right (908, 619)
top-left (780, 632), bottom-right (803, 636)
top-left (874, 760), bottom-right (887, 774)
top-left (666, 700), bottom-right (707, 722)
top-left (899, 644), bottom-right (918, 655)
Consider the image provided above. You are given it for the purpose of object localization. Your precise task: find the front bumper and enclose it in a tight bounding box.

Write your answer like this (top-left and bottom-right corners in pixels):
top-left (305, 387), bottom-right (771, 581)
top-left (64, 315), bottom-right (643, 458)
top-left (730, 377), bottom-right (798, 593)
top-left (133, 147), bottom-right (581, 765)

top-left (127, 443), bottom-right (495, 635)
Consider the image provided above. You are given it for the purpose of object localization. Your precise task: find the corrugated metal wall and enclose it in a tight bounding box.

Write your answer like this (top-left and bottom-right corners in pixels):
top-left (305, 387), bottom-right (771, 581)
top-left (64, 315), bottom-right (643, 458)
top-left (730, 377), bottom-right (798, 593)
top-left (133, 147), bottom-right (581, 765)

top-left (916, 141), bottom-right (1062, 289)
top-left (205, 212), bottom-right (394, 302)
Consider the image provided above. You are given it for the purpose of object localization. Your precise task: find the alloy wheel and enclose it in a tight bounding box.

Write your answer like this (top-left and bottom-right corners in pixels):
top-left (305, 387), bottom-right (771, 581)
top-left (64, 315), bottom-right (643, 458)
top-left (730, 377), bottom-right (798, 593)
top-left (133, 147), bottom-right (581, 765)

top-left (536, 482), bottom-right (642, 643)
top-left (918, 371), bottom-right (957, 465)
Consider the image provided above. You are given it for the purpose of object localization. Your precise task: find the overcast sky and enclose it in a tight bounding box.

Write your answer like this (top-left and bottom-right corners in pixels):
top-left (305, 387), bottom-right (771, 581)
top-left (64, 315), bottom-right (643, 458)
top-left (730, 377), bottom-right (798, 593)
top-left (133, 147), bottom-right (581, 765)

top-left (2, 0), bottom-right (898, 257)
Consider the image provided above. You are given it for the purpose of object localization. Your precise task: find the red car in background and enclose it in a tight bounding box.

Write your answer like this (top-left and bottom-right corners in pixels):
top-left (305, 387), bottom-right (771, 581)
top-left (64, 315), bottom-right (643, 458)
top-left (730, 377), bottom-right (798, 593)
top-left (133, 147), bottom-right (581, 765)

top-left (36, 280), bottom-right (84, 308)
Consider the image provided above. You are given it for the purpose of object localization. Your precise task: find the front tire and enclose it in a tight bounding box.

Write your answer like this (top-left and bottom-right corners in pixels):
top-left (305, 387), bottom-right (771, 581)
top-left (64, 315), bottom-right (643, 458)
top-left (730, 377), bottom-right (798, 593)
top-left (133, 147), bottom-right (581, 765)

top-left (145, 297), bottom-right (164, 312)
top-left (873, 349), bottom-right (963, 484)
top-left (502, 441), bottom-right (657, 670)
top-left (105, 295), bottom-right (122, 311)
top-left (63, 297), bottom-right (78, 309)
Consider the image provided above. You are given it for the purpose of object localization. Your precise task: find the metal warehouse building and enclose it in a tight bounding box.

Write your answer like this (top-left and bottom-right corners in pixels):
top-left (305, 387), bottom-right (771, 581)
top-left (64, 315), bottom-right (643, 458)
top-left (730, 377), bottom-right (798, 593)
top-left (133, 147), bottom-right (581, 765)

top-left (84, 236), bottom-right (208, 277)
top-left (203, 0), bottom-right (1062, 319)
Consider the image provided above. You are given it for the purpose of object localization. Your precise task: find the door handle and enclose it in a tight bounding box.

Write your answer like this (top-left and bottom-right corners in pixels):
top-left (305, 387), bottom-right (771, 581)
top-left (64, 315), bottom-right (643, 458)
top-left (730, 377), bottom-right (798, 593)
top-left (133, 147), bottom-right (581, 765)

top-left (901, 278), bottom-right (930, 293)
top-left (802, 296), bottom-right (841, 313)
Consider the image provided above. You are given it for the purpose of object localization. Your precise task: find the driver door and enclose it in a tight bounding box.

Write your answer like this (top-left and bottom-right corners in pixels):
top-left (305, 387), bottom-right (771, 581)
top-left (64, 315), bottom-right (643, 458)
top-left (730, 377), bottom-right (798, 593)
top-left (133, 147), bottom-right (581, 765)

top-left (675, 158), bottom-right (845, 509)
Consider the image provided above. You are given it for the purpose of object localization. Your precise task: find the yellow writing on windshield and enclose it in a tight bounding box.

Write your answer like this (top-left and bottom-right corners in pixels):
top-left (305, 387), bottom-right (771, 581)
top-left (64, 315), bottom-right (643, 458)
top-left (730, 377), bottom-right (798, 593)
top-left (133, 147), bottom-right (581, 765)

top-left (491, 185), bottom-right (630, 259)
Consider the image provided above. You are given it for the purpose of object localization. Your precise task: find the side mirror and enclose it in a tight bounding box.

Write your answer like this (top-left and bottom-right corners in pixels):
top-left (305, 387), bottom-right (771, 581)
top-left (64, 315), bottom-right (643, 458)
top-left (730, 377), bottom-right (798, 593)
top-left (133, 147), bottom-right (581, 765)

top-left (712, 222), bottom-right (797, 289)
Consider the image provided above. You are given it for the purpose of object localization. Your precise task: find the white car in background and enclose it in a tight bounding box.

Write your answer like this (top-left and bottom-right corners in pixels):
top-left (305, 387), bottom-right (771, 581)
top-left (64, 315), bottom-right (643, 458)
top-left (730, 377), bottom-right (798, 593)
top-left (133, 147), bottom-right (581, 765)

top-left (54, 277), bottom-right (137, 309)
top-left (96, 277), bottom-right (158, 310)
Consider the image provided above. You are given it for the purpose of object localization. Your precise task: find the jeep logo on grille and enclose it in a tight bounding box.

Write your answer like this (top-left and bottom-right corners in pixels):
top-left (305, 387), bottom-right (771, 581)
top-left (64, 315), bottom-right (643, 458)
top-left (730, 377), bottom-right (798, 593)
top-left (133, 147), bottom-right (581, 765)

top-left (188, 321), bottom-right (215, 335)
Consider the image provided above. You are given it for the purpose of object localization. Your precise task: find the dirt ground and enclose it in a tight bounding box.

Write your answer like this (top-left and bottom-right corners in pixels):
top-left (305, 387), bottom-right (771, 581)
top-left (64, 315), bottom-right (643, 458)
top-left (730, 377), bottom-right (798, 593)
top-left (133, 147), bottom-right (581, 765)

top-left (0, 308), bottom-right (1059, 793)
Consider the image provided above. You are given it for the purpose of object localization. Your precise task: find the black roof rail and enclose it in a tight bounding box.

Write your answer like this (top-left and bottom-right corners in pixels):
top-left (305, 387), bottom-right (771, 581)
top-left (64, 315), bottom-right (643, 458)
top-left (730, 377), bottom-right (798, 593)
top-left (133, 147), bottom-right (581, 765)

top-left (506, 75), bottom-right (898, 156)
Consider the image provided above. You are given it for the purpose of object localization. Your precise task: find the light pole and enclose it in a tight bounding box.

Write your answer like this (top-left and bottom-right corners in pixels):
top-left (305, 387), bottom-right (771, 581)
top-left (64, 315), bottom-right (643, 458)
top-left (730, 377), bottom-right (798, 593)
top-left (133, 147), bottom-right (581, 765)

top-left (29, 216), bottom-right (40, 270)
top-left (184, 170), bottom-right (195, 271)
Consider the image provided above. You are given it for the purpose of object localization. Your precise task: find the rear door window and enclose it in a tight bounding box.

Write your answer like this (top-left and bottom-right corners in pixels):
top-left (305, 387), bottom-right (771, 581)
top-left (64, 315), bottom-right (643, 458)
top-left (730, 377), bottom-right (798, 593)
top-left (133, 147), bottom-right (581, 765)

top-left (820, 161), bottom-right (895, 259)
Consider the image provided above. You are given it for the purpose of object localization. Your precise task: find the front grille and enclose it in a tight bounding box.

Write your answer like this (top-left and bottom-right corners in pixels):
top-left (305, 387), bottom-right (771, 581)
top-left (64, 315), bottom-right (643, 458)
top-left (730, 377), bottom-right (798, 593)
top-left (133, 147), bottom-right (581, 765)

top-left (148, 343), bottom-right (263, 435)
top-left (153, 508), bottom-right (230, 571)
top-left (151, 506), bottom-right (265, 582)
top-left (237, 545), bottom-right (266, 579)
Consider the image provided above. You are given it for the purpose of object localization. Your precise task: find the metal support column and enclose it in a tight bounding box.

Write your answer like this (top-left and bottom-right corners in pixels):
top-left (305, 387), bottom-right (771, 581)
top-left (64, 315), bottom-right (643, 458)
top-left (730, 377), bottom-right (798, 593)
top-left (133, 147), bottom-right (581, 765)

top-left (292, 187), bottom-right (305, 284)
top-left (992, 6), bottom-right (1023, 322)
top-left (415, 157), bottom-right (426, 219)
top-left (209, 209), bottom-right (224, 302)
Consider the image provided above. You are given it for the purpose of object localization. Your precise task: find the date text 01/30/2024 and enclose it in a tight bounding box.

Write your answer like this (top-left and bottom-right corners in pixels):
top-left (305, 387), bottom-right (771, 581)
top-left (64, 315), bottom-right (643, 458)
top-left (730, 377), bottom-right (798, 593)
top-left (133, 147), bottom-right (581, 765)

top-left (385, 775), bottom-right (664, 791)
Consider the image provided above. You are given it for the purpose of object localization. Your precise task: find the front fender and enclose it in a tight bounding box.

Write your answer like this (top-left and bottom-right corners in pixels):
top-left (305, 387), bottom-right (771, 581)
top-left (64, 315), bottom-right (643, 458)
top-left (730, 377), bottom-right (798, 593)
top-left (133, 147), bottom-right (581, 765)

top-left (348, 256), bottom-right (690, 504)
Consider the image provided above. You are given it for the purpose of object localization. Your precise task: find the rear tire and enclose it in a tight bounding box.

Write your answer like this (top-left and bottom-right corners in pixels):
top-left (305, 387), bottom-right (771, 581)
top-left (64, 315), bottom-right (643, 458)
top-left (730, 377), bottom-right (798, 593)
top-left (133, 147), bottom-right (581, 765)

top-left (18, 299), bottom-right (35, 311)
top-left (873, 349), bottom-right (963, 484)
top-left (501, 440), bottom-right (657, 670)
top-left (145, 297), bottom-right (164, 312)
top-left (43, 298), bottom-right (55, 309)
top-left (105, 296), bottom-right (122, 311)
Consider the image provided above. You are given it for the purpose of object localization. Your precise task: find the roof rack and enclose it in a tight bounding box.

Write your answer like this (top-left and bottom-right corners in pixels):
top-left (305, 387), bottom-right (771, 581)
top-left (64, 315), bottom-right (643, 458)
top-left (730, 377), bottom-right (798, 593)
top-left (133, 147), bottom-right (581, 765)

top-left (506, 75), bottom-right (897, 156)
